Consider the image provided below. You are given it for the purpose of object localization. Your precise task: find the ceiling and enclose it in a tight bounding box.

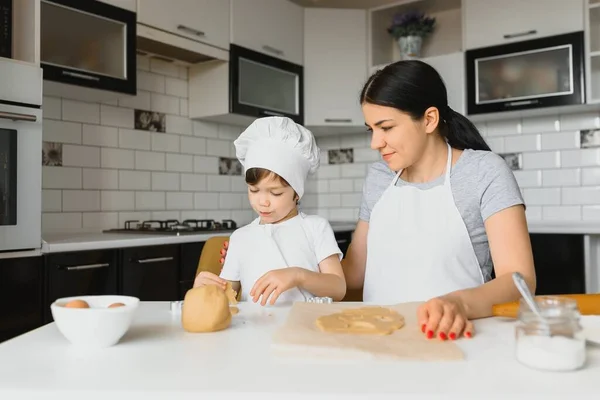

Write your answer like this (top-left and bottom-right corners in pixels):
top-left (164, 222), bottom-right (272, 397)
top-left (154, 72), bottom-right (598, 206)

top-left (290, 0), bottom-right (409, 9)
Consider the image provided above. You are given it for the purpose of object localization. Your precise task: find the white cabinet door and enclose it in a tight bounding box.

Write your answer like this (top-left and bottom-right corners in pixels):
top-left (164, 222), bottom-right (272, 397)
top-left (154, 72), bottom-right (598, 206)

top-left (137, 0), bottom-right (230, 50)
top-left (422, 52), bottom-right (465, 116)
top-left (97, 0), bottom-right (136, 12)
top-left (231, 0), bottom-right (303, 65)
top-left (464, 0), bottom-right (584, 50)
top-left (304, 8), bottom-right (367, 128)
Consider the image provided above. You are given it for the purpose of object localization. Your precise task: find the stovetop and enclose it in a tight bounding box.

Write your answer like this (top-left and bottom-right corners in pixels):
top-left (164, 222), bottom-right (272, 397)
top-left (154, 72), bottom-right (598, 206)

top-left (103, 219), bottom-right (238, 236)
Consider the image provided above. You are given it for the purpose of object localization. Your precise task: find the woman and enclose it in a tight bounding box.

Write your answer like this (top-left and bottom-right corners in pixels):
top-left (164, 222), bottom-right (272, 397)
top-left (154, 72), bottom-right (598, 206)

top-left (219, 60), bottom-right (536, 341)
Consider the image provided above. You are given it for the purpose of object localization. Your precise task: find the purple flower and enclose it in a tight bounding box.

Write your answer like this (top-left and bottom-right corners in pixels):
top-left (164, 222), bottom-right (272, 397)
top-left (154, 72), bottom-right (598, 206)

top-left (387, 10), bottom-right (436, 39)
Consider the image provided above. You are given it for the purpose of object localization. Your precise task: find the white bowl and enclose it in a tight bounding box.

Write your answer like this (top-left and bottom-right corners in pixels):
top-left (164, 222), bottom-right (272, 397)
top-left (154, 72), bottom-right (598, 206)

top-left (50, 295), bottom-right (140, 348)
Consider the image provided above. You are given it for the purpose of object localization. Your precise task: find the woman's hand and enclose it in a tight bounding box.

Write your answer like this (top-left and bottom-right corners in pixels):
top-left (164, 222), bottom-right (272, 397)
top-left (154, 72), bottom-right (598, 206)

top-left (417, 295), bottom-right (473, 340)
top-left (219, 240), bottom-right (229, 265)
top-left (193, 271), bottom-right (227, 290)
top-left (250, 267), bottom-right (303, 306)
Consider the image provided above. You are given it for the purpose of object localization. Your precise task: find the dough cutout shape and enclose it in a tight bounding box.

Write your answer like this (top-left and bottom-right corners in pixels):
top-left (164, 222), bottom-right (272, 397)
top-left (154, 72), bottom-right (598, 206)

top-left (182, 285), bottom-right (231, 333)
top-left (316, 306), bottom-right (405, 335)
top-left (225, 281), bottom-right (238, 305)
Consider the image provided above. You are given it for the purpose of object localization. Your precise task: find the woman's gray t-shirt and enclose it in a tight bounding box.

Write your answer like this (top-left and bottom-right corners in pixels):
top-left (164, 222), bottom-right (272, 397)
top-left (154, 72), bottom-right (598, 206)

top-left (358, 149), bottom-right (525, 281)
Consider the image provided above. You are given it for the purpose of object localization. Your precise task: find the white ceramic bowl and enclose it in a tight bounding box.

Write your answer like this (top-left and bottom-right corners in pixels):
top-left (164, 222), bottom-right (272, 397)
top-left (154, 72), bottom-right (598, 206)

top-left (50, 295), bottom-right (140, 348)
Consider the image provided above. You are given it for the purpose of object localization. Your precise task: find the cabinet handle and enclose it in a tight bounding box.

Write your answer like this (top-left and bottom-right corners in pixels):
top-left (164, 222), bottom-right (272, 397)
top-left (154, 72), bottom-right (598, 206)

top-left (177, 25), bottom-right (205, 37)
top-left (134, 256), bottom-right (174, 264)
top-left (262, 45), bottom-right (284, 56)
top-left (260, 110), bottom-right (285, 117)
top-left (62, 70), bottom-right (100, 81)
top-left (503, 30), bottom-right (537, 39)
top-left (62, 263), bottom-right (110, 271)
top-left (336, 239), bottom-right (348, 244)
top-left (325, 118), bottom-right (352, 123)
top-left (0, 111), bottom-right (37, 122)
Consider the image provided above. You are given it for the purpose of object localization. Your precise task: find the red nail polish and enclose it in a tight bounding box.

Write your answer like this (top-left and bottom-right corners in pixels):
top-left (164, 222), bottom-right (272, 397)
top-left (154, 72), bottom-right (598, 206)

top-left (421, 324), bottom-right (426, 333)
top-left (426, 330), bottom-right (434, 339)
top-left (220, 249), bottom-right (225, 255)
top-left (439, 332), bottom-right (447, 340)
top-left (465, 332), bottom-right (472, 338)
top-left (220, 258), bottom-right (224, 263)
top-left (449, 332), bottom-right (456, 340)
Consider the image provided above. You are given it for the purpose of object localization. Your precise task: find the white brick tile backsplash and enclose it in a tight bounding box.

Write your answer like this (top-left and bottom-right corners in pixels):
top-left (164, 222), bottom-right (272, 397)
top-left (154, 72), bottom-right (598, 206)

top-left (136, 55), bottom-right (150, 71)
top-left (560, 112), bottom-right (600, 130)
top-left (219, 193), bottom-right (244, 209)
top-left (62, 100), bottom-right (100, 124)
top-left (83, 169), bottom-right (118, 190)
top-left (151, 133), bottom-right (180, 153)
top-left (486, 119), bottom-right (520, 136)
top-left (181, 173), bottom-right (206, 191)
top-left (102, 148), bottom-right (134, 169)
top-left (316, 165), bottom-right (340, 179)
top-left (152, 211), bottom-right (181, 221)
top-left (522, 151), bottom-right (560, 169)
top-left (180, 210), bottom-right (207, 221)
top-left (486, 137), bottom-right (504, 153)
top-left (119, 170), bottom-right (151, 190)
top-left (525, 206), bottom-right (542, 221)
top-left (83, 212), bottom-right (119, 230)
top-left (166, 153), bottom-right (193, 172)
top-left (341, 193), bottom-right (362, 208)
top-left (43, 167), bottom-right (81, 189)
top-left (135, 191), bottom-right (165, 210)
top-left (118, 211), bottom-right (151, 227)
top-left (165, 77), bottom-right (188, 98)
top-left (523, 188), bottom-right (560, 205)
top-left (341, 135), bottom-right (368, 148)
top-left (119, 129), bottom-right (150, 150)
top-left (319, 150), bottom-right (329, 165)
top-left (180, 136), bottom-right (206, 155)
top-left (43, 96), bottom-right (61, 119)
top-left (194, 193), bottom-right (220, 210)
top-left (63, 145), bottom-right (100, 168)
top-left (231, 176), bottom-right (247, 192)
top-left (207, 175), bottom-right (231, 192)
top-left (117, 91), bottom-right (151, 110)
top-left (180, 99), bottom-right (189, 117)
top-left (207, 139), bottom-right (232, 157)
top-left (42, 213), bottom-right (82, 233)
top-left (166, 114), bottom-right (193, 135)
top-left (152, 172), bottom-right (180, 191)
top-left (318, 194), bottom-right (341, 208)
top-left (300, 194), bottom-right (318, 208)
top-left (194, 156), bottom-right (218, 174)
top-left (504, 135), bottom-right (540, 153)
top-left (582, 167), bottom-right (600, 185)
top-left (542, 169), bottom-right (580, 187)
top-left (42, 190), bottom-right (62, 212)
top-left (137, 71), bottom-right (165, 93)
top-left (62, 190), bottom-right (100, 212)
top-left (316, 137), bottom-right (341, 150)
top-left (341, 163), bottom-right (367, 178)
top-left (135, 151), bottom-right (165, 171)
top-left (205, 210), bottom-right (232, 221)
top-left (513, 170), bottom-right (542, 187)
top-left (100, 105), bottom-right (134, 128)
top-left (329, 208), bottom-right (357, 221)
top-left (151, 93), bottom-right (179, 114)
top-left (218, 124), bottom-right (241, 140)
top-left (193, 121), bottom-right (219, 138)
top-left (520, 116), bottom-right (559, 134)
top-left (542, 206), bottom-right (581, 221)
top-left (562, 148), bottom-right (600, 167)
top-left (541, 131), bottom-right (580, 150)
top-left (353, 148), bottom-right (380, 163)
top-left (43, 119), bottom-right (81, 144)
top-left (329, 179), bottom-right (354, 193)
top-left (167, 192), bottom-right (194, 210)
top-left (102, 191), bottom-right (135, 211)
top-left (562, 187), bottom-right (600, 205)
top-left (83, 124), bottom-right (118, 147)
top-left (582, 206), bottom-right (600, 220)
top-left (150, 58), bottom-right (180, 78)
top-left (231, 210), bottom-right (255, 225)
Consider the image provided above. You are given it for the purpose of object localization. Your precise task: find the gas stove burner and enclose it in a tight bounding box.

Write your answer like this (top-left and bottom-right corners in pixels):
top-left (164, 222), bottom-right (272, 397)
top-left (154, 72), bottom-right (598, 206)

top-left (105, 218), bottom-right (238, 235)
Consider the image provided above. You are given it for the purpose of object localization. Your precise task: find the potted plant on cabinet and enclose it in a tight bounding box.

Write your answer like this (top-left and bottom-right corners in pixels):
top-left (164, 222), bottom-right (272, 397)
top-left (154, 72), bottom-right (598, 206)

top-left (387, 11), bottom-right (436, 60)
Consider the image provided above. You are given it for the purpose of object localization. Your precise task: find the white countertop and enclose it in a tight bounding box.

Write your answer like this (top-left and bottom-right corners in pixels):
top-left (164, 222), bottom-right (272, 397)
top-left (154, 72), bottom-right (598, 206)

top-left (0, 301), bottom-right (598, 399)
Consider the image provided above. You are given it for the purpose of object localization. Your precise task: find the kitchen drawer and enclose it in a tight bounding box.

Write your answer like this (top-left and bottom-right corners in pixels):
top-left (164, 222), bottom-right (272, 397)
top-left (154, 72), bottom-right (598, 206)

top-left (121, 245), bottom-right (179, 301)
top-left (44, 249), bottom-right (118, 322)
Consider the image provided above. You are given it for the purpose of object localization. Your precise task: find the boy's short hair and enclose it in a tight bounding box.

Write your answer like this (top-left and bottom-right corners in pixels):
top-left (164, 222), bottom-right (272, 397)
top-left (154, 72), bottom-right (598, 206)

top-left (245, 168), bottom-right (299, 200)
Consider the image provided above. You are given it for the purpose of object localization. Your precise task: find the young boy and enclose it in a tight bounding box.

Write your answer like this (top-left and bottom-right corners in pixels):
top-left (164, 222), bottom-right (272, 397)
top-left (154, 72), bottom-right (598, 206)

top-left (193, 117), bottom-right (346, 305)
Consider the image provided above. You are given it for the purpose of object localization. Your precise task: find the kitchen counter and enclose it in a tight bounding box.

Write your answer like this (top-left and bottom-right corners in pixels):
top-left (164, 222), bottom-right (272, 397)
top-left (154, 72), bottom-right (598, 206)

top-left (0, 301), bottom-right (597, 399)
top-left (40, 221), bottom-right (358, 254)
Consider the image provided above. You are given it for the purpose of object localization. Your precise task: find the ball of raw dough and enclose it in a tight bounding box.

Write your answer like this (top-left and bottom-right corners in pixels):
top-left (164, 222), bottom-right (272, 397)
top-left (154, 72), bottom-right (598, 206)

top-left (181, 285), bottom-right (231, 333)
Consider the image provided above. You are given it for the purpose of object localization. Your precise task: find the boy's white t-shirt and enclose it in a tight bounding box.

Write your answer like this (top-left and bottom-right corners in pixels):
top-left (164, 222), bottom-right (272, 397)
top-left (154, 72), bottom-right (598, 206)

top-left (219, 212), bottom-right (343, 303)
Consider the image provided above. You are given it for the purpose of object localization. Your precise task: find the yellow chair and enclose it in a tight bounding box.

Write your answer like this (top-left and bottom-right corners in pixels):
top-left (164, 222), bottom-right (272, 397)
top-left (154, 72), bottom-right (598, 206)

top-left (195, 235), bottom-right (230, 277)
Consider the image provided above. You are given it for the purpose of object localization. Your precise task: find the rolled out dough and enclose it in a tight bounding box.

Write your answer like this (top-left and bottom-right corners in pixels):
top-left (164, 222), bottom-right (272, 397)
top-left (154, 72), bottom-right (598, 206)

top-left (316, 306), bottom-right (405, 335)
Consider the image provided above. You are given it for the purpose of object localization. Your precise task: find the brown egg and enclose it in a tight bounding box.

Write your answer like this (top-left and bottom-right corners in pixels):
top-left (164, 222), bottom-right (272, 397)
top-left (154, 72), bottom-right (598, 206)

top-left (108, 302), bottom-right (126, 308)
top-left (64, 299), bottom-right (90, 309)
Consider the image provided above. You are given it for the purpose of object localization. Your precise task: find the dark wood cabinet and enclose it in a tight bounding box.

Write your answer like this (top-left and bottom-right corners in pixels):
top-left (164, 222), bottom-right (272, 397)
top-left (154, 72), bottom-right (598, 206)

top-left (530, 233), bottom-right (586, 295)
top-left (334, 230), bottom-right (353, 257)
top-left (120, 245), bottom-right (179, 301)
top-left (44, 249), bottom-right (119, 323)
top-left (0, 256), bottom-right (44, 343)
top-left (179, 242), bottom-right (205, 299)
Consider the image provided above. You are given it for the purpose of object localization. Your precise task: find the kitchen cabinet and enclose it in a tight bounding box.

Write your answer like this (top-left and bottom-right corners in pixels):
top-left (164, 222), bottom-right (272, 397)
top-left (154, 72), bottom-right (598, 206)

top-left (230, 0), bottom-right (303, 65)
top-left (120, 245), bottom-right (180, 301)
top-left (334, 230), bottom-right (353, 258)
top-left (44, 249), bottom-right (118, 323)
top-left (137, 0), bottom-right (230, 50)
top-left (463, 0), bottom-right (585, 50)
top-left (0, 256), bottom-right (44, 343)
top-left (179, 242), bottom-right (205, 299)
top-left (97, 0), bottom-right (136, 12)
top-left (422, 52), bottom-right (465, 115)
top-left (303, 8), bottom-right (367, 131)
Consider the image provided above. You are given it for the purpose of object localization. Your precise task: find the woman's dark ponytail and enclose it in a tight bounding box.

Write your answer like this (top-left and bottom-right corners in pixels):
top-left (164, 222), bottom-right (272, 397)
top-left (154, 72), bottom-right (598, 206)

top-left (360, 60), bottom-right (490, 152)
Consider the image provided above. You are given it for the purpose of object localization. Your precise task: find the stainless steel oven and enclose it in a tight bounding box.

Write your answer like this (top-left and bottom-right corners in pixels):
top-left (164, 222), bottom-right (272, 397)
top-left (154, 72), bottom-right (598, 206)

top-left (0, 103), bottom-right (42, 252)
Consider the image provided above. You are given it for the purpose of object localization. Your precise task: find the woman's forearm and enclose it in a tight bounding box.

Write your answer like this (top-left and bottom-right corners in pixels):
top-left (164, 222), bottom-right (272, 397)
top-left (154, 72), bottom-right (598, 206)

top-left (447, 272), bottom-right (536, 320)
top-left (298, 269), bottom-right (346, 301)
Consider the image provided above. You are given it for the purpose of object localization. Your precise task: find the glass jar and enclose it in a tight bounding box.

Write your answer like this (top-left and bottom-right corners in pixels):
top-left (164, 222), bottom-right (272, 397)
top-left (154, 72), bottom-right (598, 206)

top-left (515, 296), bottom-right (586, 372)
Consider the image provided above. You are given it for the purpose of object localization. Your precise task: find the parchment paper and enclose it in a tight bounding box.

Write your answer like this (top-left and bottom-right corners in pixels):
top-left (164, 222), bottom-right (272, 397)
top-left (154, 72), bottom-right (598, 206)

top-left (271, 302), bottom-right (464, 361)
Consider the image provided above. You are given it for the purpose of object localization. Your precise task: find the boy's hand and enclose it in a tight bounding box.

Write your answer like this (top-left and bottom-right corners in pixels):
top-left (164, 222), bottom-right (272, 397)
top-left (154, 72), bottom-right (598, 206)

top-left (250, 267), bottom-right (303, 306)
top-left (193, 271), bottom-right (228, 290)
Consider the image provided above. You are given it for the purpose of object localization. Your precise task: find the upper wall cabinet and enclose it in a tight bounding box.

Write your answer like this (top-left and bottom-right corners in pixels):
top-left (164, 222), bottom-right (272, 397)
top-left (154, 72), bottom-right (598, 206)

top-left (304, 8), bottom-right (367, 134)
top-left (464, 0), bottom-right (585, 50)
top-left (230, 0), bottom-right (304, 65)
top-left (97, 0), bottom-right (136, 12)
top-left (137, 0), bottom-right (230, 50)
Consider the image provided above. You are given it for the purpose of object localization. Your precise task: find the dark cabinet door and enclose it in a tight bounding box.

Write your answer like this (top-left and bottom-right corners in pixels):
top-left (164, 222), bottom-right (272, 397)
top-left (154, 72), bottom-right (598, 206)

top-left (179, 242), bottom-right (205, 300)
top-left (334, 230), bottom-right (353, 258)
top-left (45, 250), bottom-right (118, 322)
top-left (121, 245), bottom-right (179, 301)
top-left (530, 233), bottom-right (585, 295)
top-left (0, 256), bottom-right (44, 342)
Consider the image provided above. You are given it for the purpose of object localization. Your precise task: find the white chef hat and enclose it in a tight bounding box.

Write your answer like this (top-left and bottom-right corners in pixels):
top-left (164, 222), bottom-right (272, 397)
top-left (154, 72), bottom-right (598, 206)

top-left (234, 117), bottom-right (320, 199)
